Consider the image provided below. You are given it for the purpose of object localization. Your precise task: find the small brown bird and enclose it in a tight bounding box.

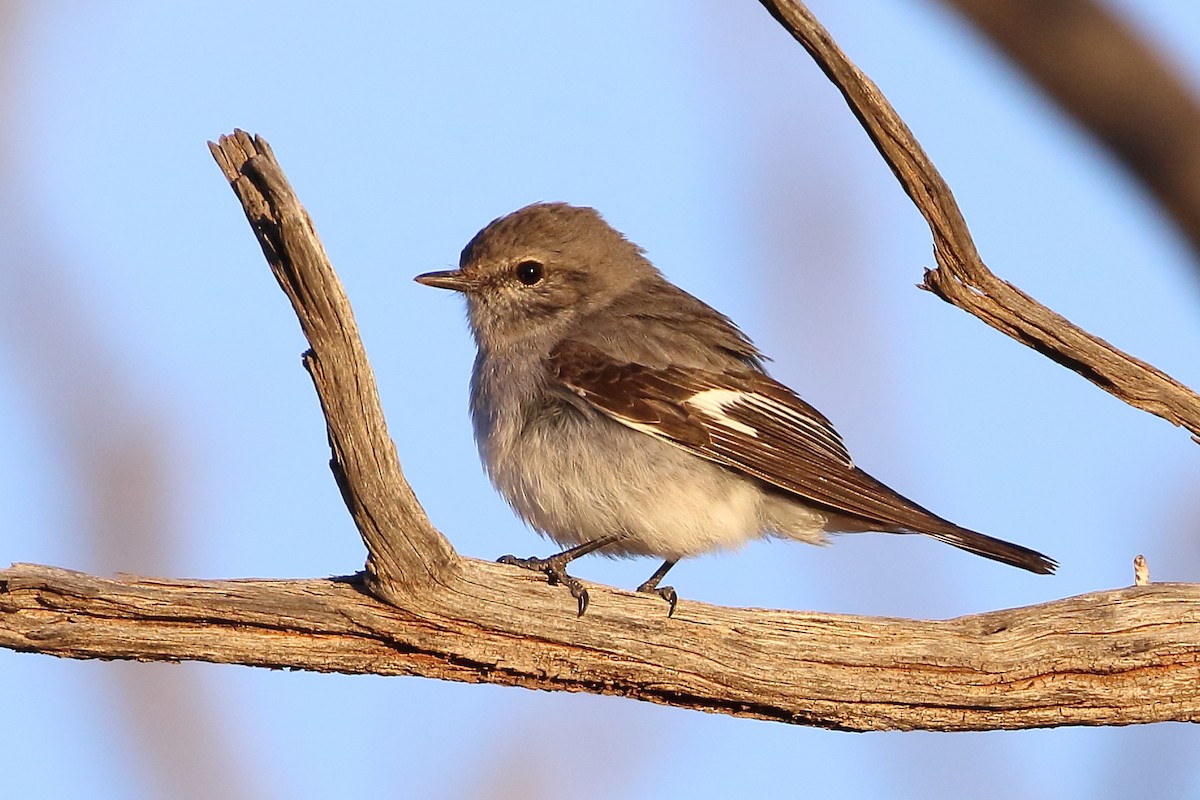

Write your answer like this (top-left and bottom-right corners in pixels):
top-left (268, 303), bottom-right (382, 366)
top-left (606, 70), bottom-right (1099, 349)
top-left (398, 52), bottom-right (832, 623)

top-left (417, 203), bottom-right (1055, 614)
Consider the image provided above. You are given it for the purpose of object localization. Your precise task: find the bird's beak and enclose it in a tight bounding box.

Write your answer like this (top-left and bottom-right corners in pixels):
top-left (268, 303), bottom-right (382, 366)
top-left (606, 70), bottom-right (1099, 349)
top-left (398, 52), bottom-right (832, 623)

top-left (414, 269), bottom-right (474, 292)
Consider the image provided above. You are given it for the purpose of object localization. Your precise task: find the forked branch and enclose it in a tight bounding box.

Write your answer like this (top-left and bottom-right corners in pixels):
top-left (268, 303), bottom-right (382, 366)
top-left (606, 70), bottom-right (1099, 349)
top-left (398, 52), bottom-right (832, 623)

top-left (4, 1), bottom-right (1200, 732)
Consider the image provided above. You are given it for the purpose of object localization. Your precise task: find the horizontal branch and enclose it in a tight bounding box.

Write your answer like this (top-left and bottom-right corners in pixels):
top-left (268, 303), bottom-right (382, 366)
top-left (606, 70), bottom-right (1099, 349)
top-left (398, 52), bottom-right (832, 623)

top-left (3, 562), bottom-right (1199, 732)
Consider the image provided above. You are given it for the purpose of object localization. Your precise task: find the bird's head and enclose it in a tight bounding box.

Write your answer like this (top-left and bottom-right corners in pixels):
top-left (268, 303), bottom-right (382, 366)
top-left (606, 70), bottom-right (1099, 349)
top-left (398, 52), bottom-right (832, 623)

top-left (416, 202), bottom-right (656, 353)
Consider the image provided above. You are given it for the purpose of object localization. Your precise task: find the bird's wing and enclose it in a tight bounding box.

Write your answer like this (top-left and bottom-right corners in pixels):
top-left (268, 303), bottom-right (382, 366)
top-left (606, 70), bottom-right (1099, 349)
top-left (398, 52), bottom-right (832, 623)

top-left (549, 339), bottom-right (963, 534)
top-left (548, 340), bottom-right (1057, 575)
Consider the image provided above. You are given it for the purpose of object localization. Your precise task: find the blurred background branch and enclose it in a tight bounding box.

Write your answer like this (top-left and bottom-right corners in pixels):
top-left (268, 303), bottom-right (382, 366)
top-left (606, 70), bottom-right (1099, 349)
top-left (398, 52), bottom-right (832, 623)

top-left (0, 3), bottom-right (267, 799)
top-left (940, 0), bottom-right (1200, 279)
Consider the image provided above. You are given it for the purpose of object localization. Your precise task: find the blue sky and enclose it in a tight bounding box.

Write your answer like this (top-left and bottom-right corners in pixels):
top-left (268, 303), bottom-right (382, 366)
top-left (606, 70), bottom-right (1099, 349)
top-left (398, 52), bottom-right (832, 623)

top-left (3, 2), bottom-right (1199, 799)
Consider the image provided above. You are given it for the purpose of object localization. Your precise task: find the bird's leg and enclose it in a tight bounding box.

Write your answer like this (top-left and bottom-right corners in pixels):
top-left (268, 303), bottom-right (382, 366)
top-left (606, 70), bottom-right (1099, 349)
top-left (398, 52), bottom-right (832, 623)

top-left (636, 559), bottom-right (679, 616)
top-left (498, 534), bottom-right (622, 616)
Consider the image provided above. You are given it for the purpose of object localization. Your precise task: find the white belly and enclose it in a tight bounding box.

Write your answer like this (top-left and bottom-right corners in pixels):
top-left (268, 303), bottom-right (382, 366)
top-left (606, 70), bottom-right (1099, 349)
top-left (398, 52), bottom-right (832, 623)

top-left (484, 409), bottom-right (766, 559)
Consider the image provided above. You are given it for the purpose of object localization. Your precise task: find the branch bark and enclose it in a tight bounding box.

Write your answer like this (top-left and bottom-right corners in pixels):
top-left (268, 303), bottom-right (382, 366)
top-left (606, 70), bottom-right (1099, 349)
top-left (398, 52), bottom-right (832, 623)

top-left (759, 0), bottom-right (1200, 439)
top-left (207, 133), bottom-right (459, 605)
top-left (4, 562), bottom-right (1200, 732)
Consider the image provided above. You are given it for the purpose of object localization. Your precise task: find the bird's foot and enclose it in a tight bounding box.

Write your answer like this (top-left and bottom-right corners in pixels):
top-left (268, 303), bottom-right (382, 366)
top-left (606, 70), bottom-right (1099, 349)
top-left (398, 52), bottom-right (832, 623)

top-left (498, 553), bottom-right (590, 616)
top-left (636, 580), bottom-right (678, 617)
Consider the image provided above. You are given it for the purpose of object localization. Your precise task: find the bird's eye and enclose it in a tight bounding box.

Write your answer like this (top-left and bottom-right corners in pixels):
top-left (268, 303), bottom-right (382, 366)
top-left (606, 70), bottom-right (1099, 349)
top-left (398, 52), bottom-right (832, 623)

top-left (515, 260), bottom-right (544, 286)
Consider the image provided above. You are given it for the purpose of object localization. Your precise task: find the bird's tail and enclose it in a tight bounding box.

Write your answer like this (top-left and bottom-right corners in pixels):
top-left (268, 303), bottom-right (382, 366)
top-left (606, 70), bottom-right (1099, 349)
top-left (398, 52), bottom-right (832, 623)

top-left (925, 524), bottom-right (1057, 574)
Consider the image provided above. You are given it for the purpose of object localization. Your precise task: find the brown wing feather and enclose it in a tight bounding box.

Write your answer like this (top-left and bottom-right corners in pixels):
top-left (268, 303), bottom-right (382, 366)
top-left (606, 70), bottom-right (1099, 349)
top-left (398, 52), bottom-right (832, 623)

top-left (549, 340), bottom-right (1056, 574)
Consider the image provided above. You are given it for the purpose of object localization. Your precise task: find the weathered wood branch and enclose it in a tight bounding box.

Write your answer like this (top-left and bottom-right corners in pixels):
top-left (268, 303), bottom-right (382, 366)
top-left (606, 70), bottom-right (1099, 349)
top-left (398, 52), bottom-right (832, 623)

top-left (4, 562), bottom-right (1199, 731)
top-left (208, 132), bottom-right (459, 605)
top-left (6, 2), bottom-right (1200, 733)
top-left (759, 0), bottom-right (1200, 439)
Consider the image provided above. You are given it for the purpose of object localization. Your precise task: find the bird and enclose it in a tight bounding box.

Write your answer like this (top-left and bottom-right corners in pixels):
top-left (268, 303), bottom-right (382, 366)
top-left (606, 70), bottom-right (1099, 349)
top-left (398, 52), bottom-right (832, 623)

top-left (415, 202), bottom-right (1055, 615)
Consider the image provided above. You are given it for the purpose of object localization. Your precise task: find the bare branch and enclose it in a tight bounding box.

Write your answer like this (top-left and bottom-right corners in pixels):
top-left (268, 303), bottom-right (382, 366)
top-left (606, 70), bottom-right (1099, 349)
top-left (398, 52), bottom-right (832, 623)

top-left (3, 562), bottom-right (1199, 732)
top-left (939, 0), bottom-right (1200, 271)
top-left (208, 131), bottom-right (460, 604)
top-left (757, 0), bottom-right (1200, 439)
top-left (8, 0), bottom-right (1200, 735)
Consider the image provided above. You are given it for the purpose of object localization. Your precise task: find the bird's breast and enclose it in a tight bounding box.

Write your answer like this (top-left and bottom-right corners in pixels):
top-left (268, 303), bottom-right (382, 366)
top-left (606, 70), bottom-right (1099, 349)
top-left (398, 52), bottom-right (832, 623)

top-left (471, 366), bottom-right (766, 558)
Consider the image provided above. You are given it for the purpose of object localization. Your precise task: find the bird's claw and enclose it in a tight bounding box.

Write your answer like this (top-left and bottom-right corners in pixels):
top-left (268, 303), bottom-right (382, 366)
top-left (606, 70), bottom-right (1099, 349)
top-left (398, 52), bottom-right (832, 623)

top-left (498, 553), bottom-right (590, 616)
top-left (637, 583), bottom-right (678, 617)
top-left (497, 554), bottom-right (537, 570)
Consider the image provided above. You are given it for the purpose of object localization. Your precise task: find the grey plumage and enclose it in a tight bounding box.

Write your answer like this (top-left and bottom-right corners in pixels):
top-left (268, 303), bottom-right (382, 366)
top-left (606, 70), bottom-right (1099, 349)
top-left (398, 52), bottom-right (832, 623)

top-left (416, 202), bottom-right (1055, 614)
